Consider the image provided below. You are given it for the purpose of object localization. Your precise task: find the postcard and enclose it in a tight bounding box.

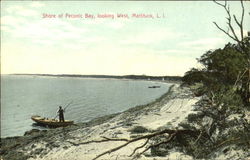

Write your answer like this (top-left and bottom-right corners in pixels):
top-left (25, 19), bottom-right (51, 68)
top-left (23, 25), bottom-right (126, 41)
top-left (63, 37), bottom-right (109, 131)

top-left (1, 1), bottom-right (249, 160)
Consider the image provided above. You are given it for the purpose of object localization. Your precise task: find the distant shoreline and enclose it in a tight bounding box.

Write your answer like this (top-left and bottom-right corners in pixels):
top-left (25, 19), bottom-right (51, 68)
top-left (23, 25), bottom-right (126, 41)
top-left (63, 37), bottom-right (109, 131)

top-left (8, 73), bottom-right (182, 83)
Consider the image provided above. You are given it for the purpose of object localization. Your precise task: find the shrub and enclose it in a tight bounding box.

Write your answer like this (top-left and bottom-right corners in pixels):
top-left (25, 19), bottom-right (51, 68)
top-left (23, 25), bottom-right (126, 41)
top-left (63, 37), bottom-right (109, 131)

top-left (129, 126), bottom-right (149, 134)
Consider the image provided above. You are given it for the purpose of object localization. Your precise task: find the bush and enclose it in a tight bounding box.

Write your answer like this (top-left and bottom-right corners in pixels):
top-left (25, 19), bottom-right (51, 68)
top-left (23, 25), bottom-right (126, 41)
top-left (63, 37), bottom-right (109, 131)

top-left (129, 126), bottom-right (149, 134)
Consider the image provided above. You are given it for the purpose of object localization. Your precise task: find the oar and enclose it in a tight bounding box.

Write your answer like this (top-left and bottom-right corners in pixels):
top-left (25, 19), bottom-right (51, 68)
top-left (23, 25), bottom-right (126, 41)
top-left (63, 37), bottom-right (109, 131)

top-left (54, 114), bottom-right (58, 119)
top-left (53, 114), bottom-right (58, 119)
top-left (63, 100), bottom-right (73, 111)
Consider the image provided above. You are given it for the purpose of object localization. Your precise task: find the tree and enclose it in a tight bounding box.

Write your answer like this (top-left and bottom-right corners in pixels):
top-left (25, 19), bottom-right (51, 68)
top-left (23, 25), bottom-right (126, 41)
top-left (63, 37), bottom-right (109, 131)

top-left (199, 43), bottom-right (247, 86)
top-left (213, 0), bottom-right (250, 104)
top-left (213, 0), bottom-right (245, 46)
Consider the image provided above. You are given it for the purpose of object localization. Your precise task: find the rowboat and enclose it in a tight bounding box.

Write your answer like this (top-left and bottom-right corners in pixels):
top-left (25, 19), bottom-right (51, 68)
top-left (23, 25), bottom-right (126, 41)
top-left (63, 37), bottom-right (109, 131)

top-left (31, 115), bottom-right (74, 127)
top-left (148, 86), bottom-right (161, 88)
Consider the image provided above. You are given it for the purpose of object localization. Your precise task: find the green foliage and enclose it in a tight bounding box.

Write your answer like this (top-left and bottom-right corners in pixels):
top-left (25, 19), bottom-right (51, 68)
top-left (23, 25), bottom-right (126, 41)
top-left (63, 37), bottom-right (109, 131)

top-left (180, 37), bottom-right (249, 159)
top-left (150, 143), bottom-right (169, 157)
top-left (216, 88), bottom-right (244, 113)
top-left (183, 40), bottom-right (249, 105)
top-left (179, 2), bottom-right (250, 158)
top-left (187, 112), bottom-right (204, 123)
top-left (198, 43), bottom-right (247, 86)
top-left (178, 122), bottom-right (195, 130)
top-left (182, 68), bottom-right (205, 85)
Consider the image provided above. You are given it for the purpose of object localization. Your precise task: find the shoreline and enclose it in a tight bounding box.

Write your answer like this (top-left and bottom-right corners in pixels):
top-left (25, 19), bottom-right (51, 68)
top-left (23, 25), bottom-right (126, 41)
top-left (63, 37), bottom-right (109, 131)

top-left (1, 84), bottom-right (199, 160)
top-left (1, 76), bottom-right (176, 138)
top-left (1, 83), bottom-right (175, 139)
top-left (4, 73), bottom-right (182, 83)
top-left (3, 74), bottom-right (182, 85)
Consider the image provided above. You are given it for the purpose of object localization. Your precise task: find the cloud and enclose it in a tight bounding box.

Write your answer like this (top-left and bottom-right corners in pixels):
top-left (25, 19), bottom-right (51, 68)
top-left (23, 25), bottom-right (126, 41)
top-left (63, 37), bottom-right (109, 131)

top-left (79, 36), bottom-right (106, 43)
top-left (2, 3), bottom-right (130, 47)
top-left (1, 23), bottom-right (196, 76)
top-left (30, 2), bottom-right (45, 8)
top-left (179, 37), bottom-right (226, 51)
top-left (2, 3), bottom-right (135, 48)
top-left (1, 16), bottom-right (26, 27)
top-left (158, 49), bottom-right (189, 55)
top-left (1, 26), bottom-right (11, 32)
top-left (2, 14), bottom-right (88, 45)
top-left (70, 45), bottom-right (197, 76)
top-left (82, 16), bottom-right (131, 30)
top-left (4, 2), bottom-right (234, 76)
top-left (6, 5), bottom-right (39, 17)
top-left (120, 28), bottom-right (183, 45)
top-left (156, 49), bottom-right (200, 58)
top-left (107, 21), bottom-right (124, 29)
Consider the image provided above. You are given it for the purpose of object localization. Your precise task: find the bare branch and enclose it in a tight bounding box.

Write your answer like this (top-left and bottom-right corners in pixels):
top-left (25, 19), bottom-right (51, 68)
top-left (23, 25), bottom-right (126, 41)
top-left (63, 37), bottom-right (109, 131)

top-left (234, 69), bottom-right (248, 87)
top-left (92, 140), bottom-right (133, 160)
top-left (213, 0), bottom-right (243, 44)
top-left (234, 71), bottom-right (242, 88)
top-left (240, 0), bottom-right (245, 40)
top-left (138, 132), bottom-right (177, 157)
top-left (233, 15), bottom-right (241, 28)
top-left (215, 137), bottom-right (241, 148)
top-left (101, 136), bottom-right (129, 142)
top-left (67, 137), bottom-right (128, 146)
top-left (225, 5), bottom-right (241, 43)
top-left (213, 0), bottom-right (227, 8)
top-left (195, 130), bottom-right (203, 144)
top-left (67, 129), bottom-right (200, 160)
top-left (129, 138), bottom-right (150, 157)
top-left (90, 129), bottom-right (199, 160)
top-left (213, 22), bottom-right (239, 42)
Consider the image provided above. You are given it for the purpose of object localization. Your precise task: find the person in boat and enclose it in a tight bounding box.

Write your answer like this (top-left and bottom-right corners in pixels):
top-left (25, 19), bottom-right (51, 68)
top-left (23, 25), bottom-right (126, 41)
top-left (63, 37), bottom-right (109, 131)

top-left (57, 106), bottom-right (65, 122)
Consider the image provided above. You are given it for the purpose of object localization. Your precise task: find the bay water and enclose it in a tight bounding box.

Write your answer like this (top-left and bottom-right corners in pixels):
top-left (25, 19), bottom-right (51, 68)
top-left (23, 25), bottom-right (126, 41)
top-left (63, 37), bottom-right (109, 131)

top-left (1, 75), bottom-right (171, 137)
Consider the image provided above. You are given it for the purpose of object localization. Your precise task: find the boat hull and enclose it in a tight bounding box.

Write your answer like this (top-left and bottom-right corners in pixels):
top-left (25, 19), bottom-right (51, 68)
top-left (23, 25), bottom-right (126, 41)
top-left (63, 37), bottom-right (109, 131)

top-left (31, 115), bottom-right (74, 127)
top-left (148, 86), bottom-right (161, 88)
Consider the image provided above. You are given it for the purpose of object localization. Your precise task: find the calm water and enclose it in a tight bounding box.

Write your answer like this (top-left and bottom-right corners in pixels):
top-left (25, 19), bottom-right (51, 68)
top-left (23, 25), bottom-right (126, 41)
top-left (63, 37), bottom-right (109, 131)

top-left (1, 75), bottom-right (171, 137)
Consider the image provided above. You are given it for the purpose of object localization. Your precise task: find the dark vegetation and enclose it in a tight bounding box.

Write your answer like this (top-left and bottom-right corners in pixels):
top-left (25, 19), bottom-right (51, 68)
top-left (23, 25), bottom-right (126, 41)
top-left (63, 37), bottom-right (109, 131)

top-left (178, 0), bottom-right (250, 158)
top-left (183, 0), bottom-right (249, 105)
top-left (129, 126), bottom-right (150, 134)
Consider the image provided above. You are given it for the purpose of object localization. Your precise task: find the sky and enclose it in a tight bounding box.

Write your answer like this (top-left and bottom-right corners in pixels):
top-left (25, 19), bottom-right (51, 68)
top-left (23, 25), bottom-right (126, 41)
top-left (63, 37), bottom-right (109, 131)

top-left (1, 1), bottom-right (250, 76)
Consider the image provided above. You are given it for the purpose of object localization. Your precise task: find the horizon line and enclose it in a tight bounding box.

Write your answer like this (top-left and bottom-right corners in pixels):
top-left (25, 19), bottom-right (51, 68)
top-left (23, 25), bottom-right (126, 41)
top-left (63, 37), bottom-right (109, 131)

top-left (2, 73), bottom-right (183, 77)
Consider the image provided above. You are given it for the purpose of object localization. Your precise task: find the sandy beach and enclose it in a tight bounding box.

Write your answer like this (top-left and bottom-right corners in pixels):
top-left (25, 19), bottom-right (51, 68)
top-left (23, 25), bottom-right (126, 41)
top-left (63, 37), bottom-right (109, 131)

top-left (1, 84), bottom-right (201, 160)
